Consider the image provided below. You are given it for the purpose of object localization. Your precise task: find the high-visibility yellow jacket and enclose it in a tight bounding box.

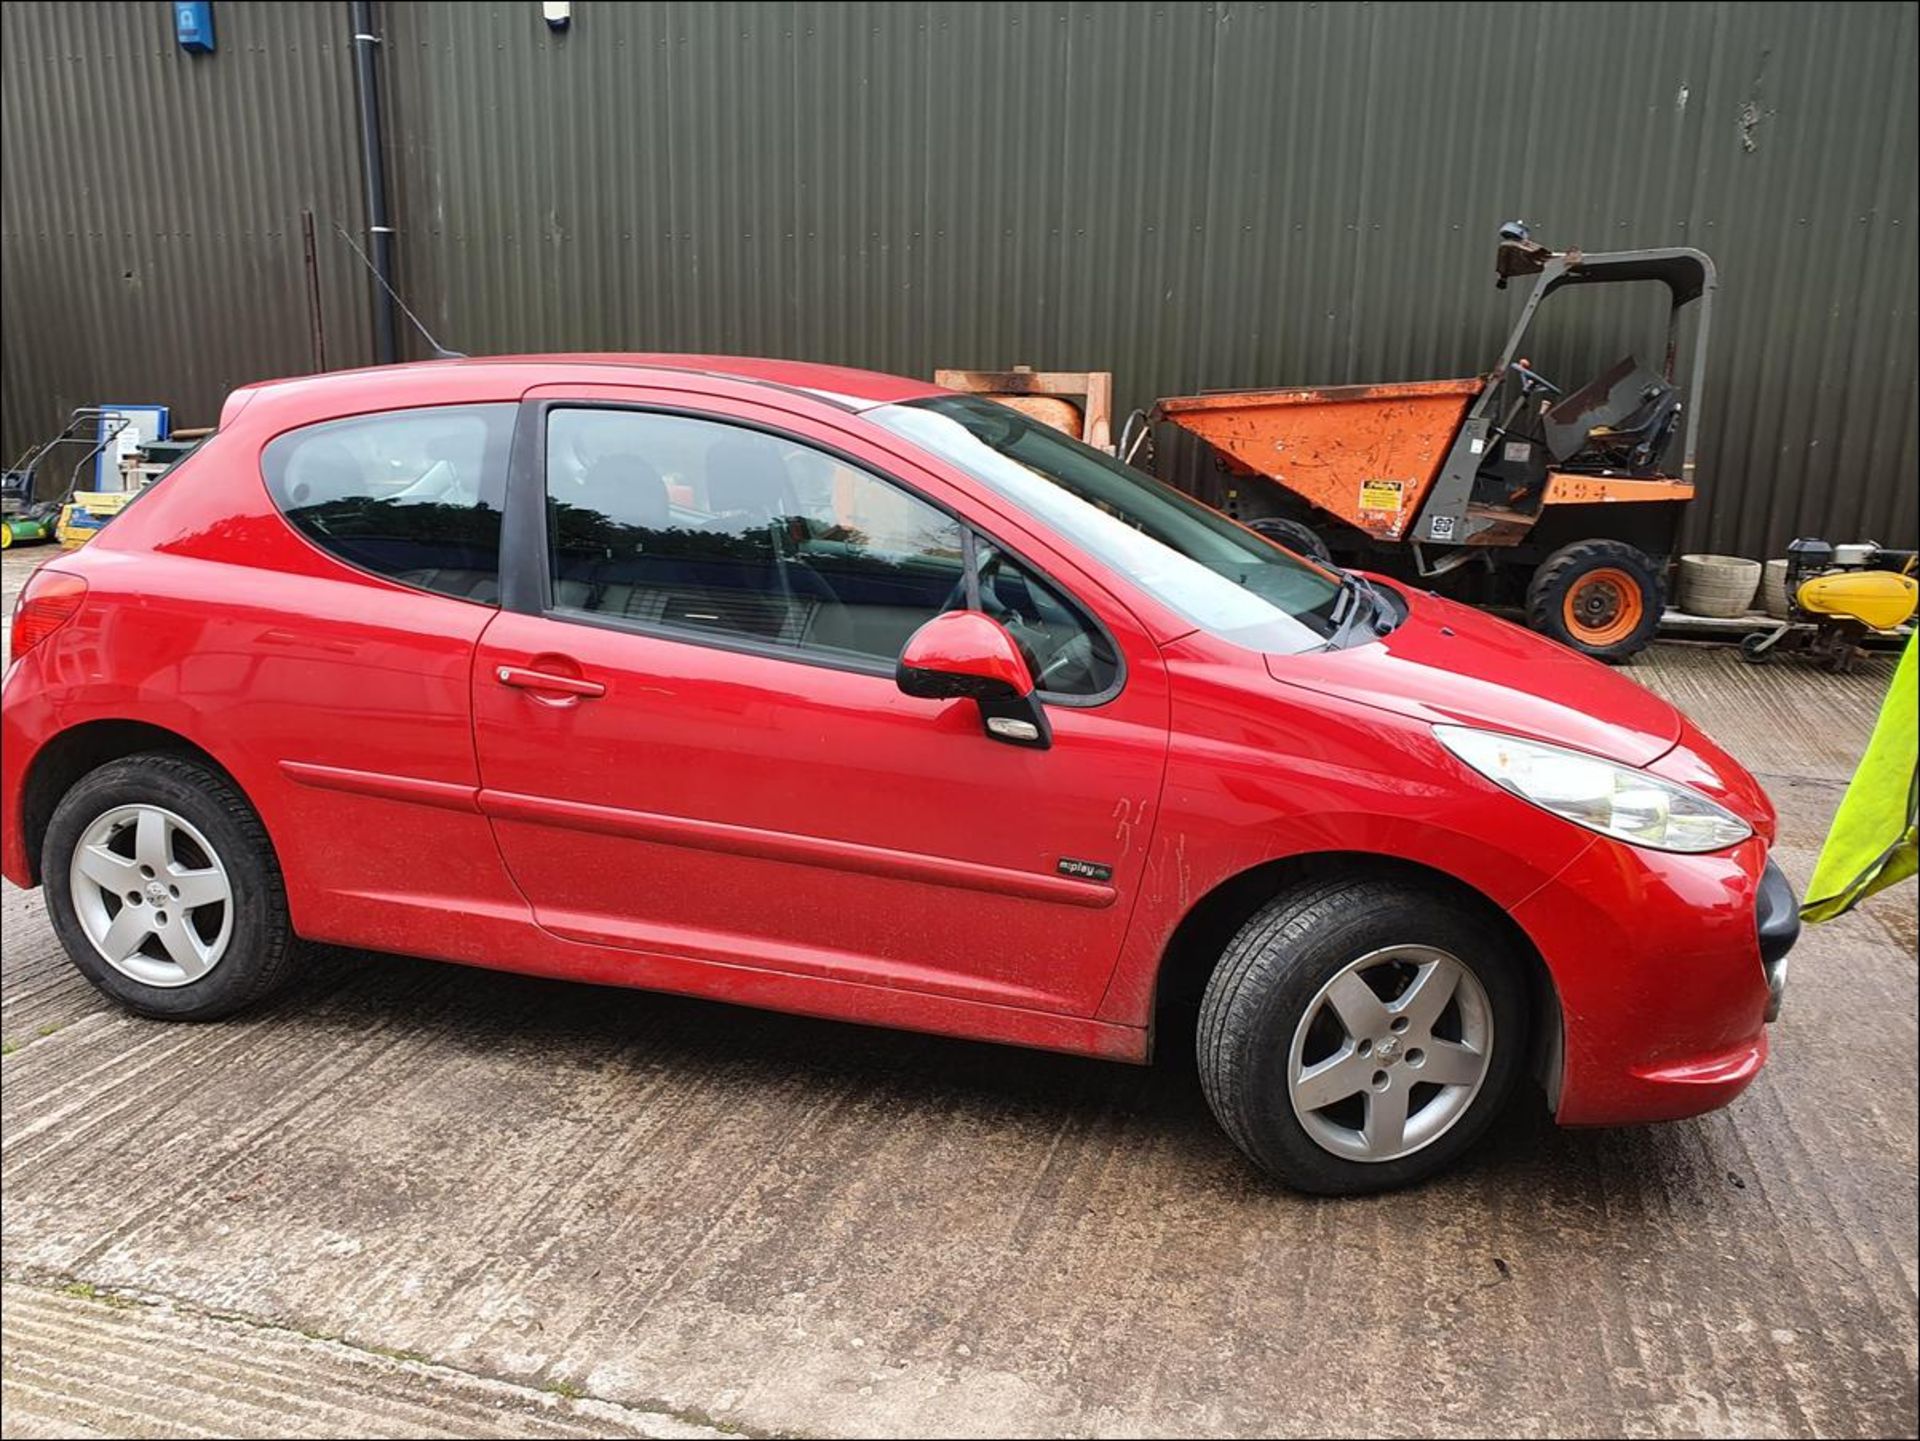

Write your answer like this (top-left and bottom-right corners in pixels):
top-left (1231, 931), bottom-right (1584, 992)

top-left (1804, 636), bottom-right (1918, 923)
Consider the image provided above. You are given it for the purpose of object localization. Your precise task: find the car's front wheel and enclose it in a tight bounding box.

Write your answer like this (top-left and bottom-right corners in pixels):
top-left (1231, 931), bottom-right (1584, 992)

top-left (43, 753), bottom-right (297, 1020)
top-left (1198, 877), bottom-right (1528, 1194)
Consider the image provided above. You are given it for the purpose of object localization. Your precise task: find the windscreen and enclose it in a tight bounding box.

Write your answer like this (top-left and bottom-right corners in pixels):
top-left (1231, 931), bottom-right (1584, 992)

top-left (873, 395), bottom-right (1343, 653)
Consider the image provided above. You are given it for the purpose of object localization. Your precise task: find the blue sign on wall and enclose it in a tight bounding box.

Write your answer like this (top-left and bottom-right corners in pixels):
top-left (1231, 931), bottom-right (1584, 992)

top-left (175, 2), bottom-right (214, 55)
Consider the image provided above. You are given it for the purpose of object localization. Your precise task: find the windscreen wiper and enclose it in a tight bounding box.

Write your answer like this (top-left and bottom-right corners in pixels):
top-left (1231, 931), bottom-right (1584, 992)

top-left (1327, 573), bottom-right (1360, 626)
top-left (1332, 570), bottom-right (1394, 643)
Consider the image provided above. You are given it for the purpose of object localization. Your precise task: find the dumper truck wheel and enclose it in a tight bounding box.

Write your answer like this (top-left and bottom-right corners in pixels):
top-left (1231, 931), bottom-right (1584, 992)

top-left (1247, 517), bottom-right (1332, 563)
top-left (1527, 540), bottom-right (1663, 663)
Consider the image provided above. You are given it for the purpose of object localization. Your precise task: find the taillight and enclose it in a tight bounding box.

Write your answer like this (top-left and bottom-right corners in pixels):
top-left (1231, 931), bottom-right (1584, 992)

top-left (9, 570), bottom-right (88, 663)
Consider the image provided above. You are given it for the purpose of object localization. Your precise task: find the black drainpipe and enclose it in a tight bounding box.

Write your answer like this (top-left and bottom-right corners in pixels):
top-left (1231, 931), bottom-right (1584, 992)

top-left (349, 0), bottom-right (398, 364)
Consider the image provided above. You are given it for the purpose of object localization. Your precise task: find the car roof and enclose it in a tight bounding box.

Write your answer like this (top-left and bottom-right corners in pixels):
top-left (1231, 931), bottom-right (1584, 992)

top-left (229, 353), bottom-right (949, 413)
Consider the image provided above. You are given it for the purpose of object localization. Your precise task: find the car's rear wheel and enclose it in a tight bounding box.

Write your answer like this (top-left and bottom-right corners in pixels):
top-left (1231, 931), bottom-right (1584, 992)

top-left (1197, 877), bottom-right (1528, 1194)
top-left (43, 753), bottom-right (297, 1020)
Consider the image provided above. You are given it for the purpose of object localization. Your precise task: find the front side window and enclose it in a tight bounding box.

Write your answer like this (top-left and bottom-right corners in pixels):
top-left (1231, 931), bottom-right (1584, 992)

top-left (972, 539), bottom-right (1120, 696)
top-left (873, 394), bottom-right (1344, 654)
top-left (543, 409), bottom-right (1117, 694)
top-left (262, 404), bottom-right (513, 602)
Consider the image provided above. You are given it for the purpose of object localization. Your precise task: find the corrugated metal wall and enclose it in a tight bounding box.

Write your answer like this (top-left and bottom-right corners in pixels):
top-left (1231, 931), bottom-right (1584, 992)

top-left (0, 0), bottom-right (374, 490)
top-left (5, 1), bottom-right (1915, 557)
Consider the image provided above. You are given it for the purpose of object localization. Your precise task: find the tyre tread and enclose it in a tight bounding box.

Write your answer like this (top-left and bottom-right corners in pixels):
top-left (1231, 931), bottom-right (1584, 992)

top-left (1198, 877), bottom-right (1378, 1159)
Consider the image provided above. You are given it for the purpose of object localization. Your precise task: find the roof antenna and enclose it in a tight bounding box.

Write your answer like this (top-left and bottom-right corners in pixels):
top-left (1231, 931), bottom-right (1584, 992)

top-left (332, 222), bottom-right (466, 360)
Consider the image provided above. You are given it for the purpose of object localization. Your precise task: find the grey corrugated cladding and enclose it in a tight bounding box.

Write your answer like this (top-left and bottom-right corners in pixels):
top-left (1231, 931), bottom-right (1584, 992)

top-left (5, 2), bottom-right (1914, 557)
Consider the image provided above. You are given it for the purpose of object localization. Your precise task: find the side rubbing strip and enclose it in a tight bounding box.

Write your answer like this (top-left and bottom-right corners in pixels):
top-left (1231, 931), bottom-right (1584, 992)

top-left (478, 788), bottom-right (1117, 909)
top-left (280, 761), bottom-right (481, 813)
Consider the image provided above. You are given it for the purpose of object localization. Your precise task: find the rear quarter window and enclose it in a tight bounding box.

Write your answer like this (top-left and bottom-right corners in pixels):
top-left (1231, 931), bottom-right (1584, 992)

top-left (261, 403), bottom-right (515, 603)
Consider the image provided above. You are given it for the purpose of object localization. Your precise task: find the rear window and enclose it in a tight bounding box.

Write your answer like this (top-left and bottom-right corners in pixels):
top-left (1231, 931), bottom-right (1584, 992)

top-left (261, 404), bottom-right (514, 603)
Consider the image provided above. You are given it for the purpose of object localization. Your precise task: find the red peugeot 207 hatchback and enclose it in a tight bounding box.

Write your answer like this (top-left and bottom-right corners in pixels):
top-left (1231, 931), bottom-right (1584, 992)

top-left (1, 356), bottom-right (1798, 1193)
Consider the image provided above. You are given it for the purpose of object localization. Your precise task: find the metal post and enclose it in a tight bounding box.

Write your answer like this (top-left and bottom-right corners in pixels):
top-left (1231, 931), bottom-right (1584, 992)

top-left (349, 0), bottom-right (397, 365)
top-left (300, 209), bottom-right (328, 372)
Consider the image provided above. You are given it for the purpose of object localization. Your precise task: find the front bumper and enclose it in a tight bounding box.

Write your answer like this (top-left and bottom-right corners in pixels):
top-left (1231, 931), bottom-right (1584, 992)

top-left (1755, 858), bottom-right (1800, 1022)
top-left (1512, 834), bottom-right (1785, 1127)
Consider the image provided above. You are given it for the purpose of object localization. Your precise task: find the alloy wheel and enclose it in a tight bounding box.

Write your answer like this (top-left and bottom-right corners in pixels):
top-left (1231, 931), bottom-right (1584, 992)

top-left (67, 803), bottom-right (234, 988)
top-left (1286, 946), bottom-right (1494, 1162)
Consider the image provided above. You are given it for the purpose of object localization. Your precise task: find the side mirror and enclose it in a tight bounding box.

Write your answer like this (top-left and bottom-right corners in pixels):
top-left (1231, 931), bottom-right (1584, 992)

top-left (896, 611), bottom-right (1052, 749)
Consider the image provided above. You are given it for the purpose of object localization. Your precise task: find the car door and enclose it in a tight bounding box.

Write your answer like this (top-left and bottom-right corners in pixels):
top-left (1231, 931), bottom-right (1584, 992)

top-left (469, 385), bottom-right (1171, 1017)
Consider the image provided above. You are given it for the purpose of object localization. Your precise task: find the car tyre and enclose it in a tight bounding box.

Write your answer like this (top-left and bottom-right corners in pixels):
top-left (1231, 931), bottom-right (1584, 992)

top-left (1197, 877), bottom-right (1528, 1195)
top-left (42, 753), bottom-right (298, 1020)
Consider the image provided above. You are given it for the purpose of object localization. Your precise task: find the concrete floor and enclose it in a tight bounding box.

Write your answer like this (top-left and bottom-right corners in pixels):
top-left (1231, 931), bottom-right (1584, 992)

top-left (1, 543), bottom-right (1915, 1439)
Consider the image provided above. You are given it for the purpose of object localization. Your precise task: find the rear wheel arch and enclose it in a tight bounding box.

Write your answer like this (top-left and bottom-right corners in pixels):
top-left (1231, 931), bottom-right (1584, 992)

top-left (1149, 852), bottom-right (1562, 1102)
top-left (20, 721), bottom-right (266, 887)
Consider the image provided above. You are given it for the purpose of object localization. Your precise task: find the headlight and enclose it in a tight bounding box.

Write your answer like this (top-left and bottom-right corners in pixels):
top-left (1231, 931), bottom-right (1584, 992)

top-left (1434, 724), bottom-right (1752, 853)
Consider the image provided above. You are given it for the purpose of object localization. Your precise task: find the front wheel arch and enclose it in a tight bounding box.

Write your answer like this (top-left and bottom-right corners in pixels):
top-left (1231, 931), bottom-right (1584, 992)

top-left (1149, 852), bottom-right (1563, 1108)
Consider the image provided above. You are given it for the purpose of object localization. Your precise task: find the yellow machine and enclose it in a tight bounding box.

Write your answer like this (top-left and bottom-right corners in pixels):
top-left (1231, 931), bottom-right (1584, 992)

top-left (1800, 569), bottom-right (1920, 632)
top-left (55, 490), bottom-right (136, 548)
top-left (1743, 539), bottom-right (1918, 672)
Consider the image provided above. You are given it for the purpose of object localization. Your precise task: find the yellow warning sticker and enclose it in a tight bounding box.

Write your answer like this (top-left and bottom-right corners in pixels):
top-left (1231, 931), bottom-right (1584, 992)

top-left (1359, 479), bottom-right (1405, 513)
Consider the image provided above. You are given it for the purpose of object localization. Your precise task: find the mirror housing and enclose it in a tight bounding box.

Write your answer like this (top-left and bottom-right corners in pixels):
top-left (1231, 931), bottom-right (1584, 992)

top-left (896, 611), bottom-right (1052, 749)
top-left (897, 610), bottom-right (1034, 700)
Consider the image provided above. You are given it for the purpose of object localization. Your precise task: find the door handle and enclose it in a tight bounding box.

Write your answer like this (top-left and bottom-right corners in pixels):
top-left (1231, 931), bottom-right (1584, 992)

top-left (495, 665), bottom-right (606, 699)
